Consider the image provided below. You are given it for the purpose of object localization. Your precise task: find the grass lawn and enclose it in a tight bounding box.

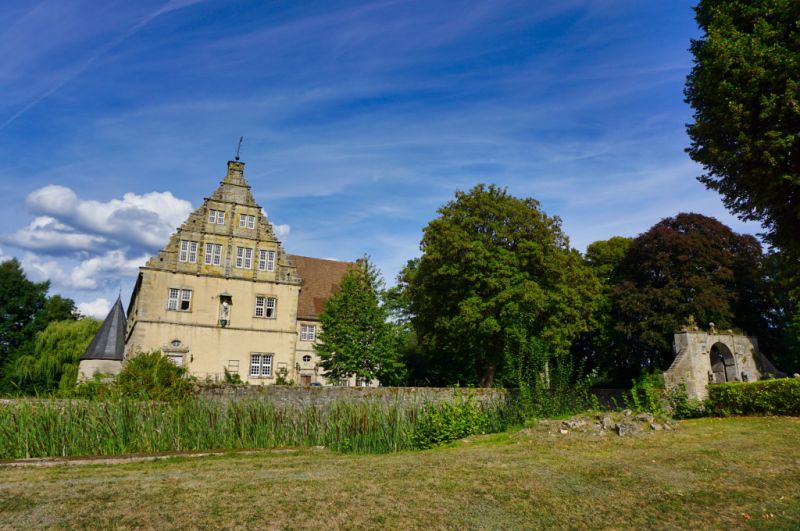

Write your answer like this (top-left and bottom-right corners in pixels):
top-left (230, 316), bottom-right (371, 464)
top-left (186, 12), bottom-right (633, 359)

top-left (1, 417), bottom-right (799, 529)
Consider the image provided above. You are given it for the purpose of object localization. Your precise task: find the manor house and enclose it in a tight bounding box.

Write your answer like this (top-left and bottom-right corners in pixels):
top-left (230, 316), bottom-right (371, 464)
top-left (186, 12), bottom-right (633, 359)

top-left (79, 158), bottom-right (354, 386)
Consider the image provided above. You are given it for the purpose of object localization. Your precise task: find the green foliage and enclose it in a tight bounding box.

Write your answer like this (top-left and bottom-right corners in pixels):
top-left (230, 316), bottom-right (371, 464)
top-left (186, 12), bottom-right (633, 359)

top-left (627, 372), bottom-right (667, 416)
top-left (74, 351), bottom-right (196, 401)
top-left (0, 396), bottom-right (516, 458)
top-left (406, 184), bottom-right (600, 387)
top-left (685, 0), bottom-right (800, 257)
top-left (8, 318), bottom-right (101, 395)
top-left (315, 258), bottom-right (405, 385)
top-left (571, 237), bottom-right (633, 382)
top-left (610, 213), bottom-right (767, 380)
top-left (707, 378), bottom-right (800, 416)
top-left (664, 383), bottom-right (708, 419)
top-left (274, 366), bottom-right (294, 386)
top-left (223, 367), bottom-right (243, 385)
top-left (0, 259), bottom-right (78, 394)
top-left (412, 392), bottom-right (517, 449)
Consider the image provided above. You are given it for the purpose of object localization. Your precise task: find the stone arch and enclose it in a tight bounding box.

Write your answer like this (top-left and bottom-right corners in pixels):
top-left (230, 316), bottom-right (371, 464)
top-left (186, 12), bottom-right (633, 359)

top-left (709, 342), bottom-right (736, 383)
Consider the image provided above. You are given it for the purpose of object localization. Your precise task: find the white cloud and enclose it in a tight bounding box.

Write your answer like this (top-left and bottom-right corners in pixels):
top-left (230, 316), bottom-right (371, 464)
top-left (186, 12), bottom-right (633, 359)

top-left (68, 250), bottom-right (149, 290)
top-left (3, 216), bottom-right (108, 252)
top-left (77, 297), bottom-right (111, 319)
top-left (25, 185), bottom-right (192, 250)
top-left (274, 224), bottom-right (291, 237)
top-left (18, 249), bottom-right (148, 291)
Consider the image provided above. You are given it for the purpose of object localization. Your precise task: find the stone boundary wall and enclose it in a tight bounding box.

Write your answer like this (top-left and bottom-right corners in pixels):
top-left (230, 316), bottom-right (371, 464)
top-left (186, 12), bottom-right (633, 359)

top-left (198, 385), bottom-right (509, 408)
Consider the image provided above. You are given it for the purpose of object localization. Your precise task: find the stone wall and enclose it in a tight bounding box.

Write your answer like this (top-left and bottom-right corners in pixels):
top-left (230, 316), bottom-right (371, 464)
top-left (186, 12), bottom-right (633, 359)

top-left (198, 385), bottom-right (509, 408)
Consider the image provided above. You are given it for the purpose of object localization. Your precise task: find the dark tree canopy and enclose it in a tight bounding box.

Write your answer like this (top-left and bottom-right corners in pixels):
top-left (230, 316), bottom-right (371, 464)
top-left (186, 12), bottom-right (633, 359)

top-left (0, 259), bottom-right (49, 368)
top-left (610, 213), bottom-right (766, 377)
top-left (406, 184), bottom-right (600, 387)
top-left (685, 0), bottom-right (800, 254)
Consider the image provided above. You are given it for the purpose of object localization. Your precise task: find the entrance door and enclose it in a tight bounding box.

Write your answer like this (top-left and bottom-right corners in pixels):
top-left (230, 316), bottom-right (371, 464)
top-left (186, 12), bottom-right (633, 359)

top-left (300, 375), bottom-right (312, 386)
top-left (709, 343), bottom-right (735, 383)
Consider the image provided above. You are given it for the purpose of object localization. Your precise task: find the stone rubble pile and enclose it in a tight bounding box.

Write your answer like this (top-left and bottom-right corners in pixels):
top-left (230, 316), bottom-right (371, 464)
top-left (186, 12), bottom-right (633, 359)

top-left (539, 410), bottom-right (678, 437)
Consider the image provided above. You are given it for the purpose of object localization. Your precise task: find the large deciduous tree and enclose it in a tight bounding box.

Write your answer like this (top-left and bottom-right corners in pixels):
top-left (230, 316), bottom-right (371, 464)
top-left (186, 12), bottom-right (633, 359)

top-left (685, 0), bottom-right (800, 255)
top-left (406, 184), bottom-right (600, 387)
top-left (10, 318), bottom-right (101, 394)
top-left (610, 213), bottom-right (767, 377)
top-left (315, 259), bottom-right (404, 385)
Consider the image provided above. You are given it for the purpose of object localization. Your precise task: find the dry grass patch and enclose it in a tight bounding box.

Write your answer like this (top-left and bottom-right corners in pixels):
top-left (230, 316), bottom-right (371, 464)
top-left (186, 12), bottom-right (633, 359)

top-left (0, 417), bottom-right (798, 529)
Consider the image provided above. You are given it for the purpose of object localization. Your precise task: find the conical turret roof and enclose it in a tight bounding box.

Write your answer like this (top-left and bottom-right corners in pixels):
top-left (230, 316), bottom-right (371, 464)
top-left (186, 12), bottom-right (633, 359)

top-left (81, 297), bottom-right (126, 361)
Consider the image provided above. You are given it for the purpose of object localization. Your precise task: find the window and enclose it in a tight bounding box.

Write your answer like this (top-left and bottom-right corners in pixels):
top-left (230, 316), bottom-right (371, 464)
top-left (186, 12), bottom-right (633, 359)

top-left (239, 214), bottom-right (255, 229)
top-left (302, 355), bottom-right (312, 363)
top-left (204, 243), bottom-right (222, 266)
top-left (255, 296), bottom-right (276, 318)
top-left (179, 240), bottom-right (198, 263)
top-left (258, 250), bottom-right (276, 272)
top-left (300, 324), bottom-right (316, 341)
top-left (167, 288), bottom-right (192, 311)
top-left (236, 247), bottom-right (253, 269)
top-left (249, 353), bottom-right (273, 377)
top-left (208, 209), bottom-right (225, 224)
top-left (167, 288), bottom-right (179, 310)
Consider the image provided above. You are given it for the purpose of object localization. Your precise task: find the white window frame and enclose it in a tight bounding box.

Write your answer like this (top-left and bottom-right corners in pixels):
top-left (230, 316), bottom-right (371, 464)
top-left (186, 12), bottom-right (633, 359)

top-left (300, 324), bottom-right (316, 341)
top-left (239, 214), bottom-right (255, 229)
top-left (249, 353), bottom-right (273, 378)
top-left (204, 243), bottom-right (222, 266)
top-left (167, 288), bottom-right (192, 312)
top-left (302, 354), bottom-right (312, 363)
top-left (167, 288), bottom-right (179, 310)
top-left (208, 209), bottom-right (225, 225)
top-left (255, 296), bottom-right (276, 318)
top-left (258, 250), bottom-right (276, 272)
top-left (179, 240), bottom-right (197, 263)
top-left (236, 246), bottom-right (253, 269)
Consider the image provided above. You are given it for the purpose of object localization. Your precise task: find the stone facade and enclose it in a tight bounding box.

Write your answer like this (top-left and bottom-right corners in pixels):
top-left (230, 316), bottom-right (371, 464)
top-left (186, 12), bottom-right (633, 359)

top-left (664, 330), bottom-right (784, 400)
top-left (124, 159), bottom-right (353, 385)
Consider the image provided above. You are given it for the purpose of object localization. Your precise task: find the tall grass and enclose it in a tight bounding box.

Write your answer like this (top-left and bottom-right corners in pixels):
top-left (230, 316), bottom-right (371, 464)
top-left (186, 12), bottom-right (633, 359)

top-left (0, 395), bottom-right (516, 459)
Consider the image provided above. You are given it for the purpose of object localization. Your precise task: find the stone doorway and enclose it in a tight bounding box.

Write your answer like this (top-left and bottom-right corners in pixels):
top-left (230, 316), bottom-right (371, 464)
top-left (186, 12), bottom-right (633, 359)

top-left (300, 374), bottom-right (311, 386)
top-left (709, 342), bottom-right (736, 383)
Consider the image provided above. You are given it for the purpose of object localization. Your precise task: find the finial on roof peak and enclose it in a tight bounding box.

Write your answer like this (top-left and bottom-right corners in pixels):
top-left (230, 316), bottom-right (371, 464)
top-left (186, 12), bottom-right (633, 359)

top-left (235, 136), bottom-right (244, 161)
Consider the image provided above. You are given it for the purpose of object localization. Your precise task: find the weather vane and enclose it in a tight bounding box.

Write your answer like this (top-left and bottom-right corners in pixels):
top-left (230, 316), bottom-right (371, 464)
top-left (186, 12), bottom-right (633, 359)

top-left (235, 136), bottom-right (244, 161)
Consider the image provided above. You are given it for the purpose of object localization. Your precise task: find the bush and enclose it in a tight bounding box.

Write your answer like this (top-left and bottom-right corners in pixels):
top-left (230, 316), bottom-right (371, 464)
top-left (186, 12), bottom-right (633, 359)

top-left (627, 372), bottom-right (666, 416)
top-left (412, 392), bottom-right (517, 449)
top-left (72, 351), bottom-right (195, 401)
top-left (664, 382), bottom-right (707, 419)
top-left (707, 378), bottom-right (800, 416)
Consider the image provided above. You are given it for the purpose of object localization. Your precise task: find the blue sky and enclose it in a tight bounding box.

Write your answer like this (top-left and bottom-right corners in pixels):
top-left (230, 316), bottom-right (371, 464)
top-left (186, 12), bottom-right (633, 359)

top-left (0, 0), bottom-right (761, 318)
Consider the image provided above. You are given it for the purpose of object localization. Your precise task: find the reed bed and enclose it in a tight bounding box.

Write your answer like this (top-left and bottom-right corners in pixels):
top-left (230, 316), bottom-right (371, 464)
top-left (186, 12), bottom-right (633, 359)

top-left (0, 395), bottom-right (516, 459)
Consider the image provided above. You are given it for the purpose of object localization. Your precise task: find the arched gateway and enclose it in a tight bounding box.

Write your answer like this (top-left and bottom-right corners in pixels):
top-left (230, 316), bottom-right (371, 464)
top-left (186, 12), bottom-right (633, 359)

top-left (663, 330), bottom-right (784, 400)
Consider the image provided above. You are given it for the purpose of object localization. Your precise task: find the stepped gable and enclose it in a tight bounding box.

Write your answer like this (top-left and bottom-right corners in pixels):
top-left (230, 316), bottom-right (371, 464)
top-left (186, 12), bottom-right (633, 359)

top-left (143, 160), bottom-right (299, 284)
top-left (81, 297), bottom-right (126, 361)
top-left (291, 255), bottom-right (354, 320)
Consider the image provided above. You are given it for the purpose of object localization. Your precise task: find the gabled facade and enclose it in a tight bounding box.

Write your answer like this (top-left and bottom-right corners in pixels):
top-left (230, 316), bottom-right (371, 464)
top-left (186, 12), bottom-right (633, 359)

top-left (118, 159), bottom-right (352, 385)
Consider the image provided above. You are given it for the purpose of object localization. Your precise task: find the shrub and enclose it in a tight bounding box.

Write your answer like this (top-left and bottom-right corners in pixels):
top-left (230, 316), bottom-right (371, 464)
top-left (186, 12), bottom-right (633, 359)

top-left (627, 372), bottom-right (666, 416)
top-left (117, 351), bottom-right (195, 401)
top-left (707, 378), bottom-right (800, 416)
top-left (412, 392), bottom-right (517, 449)
top-left (664, 382), bottom-right (707, 419)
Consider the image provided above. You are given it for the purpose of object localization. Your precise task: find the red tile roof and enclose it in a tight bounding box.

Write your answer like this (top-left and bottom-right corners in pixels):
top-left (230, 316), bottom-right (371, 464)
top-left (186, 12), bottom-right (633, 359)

top-left (290, 255), bottom-right (354, 320)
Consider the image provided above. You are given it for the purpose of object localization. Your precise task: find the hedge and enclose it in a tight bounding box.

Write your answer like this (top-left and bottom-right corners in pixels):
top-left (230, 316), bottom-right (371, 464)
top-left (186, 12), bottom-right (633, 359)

top-left (707, 378), bottom-right (800, 416)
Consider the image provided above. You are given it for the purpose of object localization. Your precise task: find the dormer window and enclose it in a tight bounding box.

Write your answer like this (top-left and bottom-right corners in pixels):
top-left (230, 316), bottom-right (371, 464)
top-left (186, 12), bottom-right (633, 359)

top-left (239, 214), bottom-right (255, 229)
top-left (258, 250), bottom-right (276, 272)
top-left (235, 246), bottom-right (253, 269)
top-left (179, 240), bottom-right (198, 263)
top-left (204, 243), bottom-right (222, 266)
top-left (208, 209), bottom-right (225, 224)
